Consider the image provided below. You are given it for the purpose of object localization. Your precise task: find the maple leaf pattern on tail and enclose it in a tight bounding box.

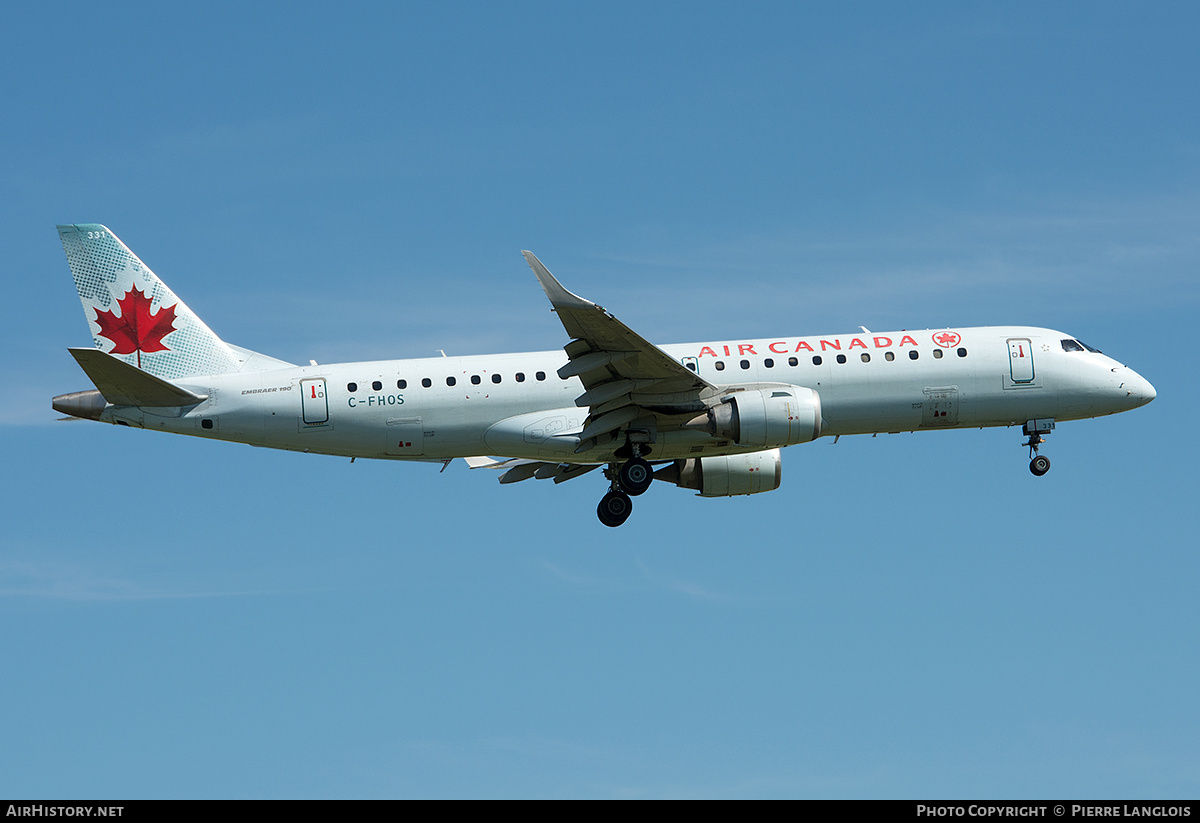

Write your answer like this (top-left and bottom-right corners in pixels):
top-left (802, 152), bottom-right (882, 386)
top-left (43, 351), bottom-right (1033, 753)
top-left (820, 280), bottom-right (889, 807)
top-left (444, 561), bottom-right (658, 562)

top-left (93, 284), bottom-right (177, 368)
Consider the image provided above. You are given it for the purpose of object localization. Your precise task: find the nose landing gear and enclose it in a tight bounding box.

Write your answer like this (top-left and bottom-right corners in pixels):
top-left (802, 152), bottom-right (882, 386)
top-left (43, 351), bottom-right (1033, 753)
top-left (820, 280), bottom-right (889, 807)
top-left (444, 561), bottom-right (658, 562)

top-left (1023, 418), bottom-right (1055, 476)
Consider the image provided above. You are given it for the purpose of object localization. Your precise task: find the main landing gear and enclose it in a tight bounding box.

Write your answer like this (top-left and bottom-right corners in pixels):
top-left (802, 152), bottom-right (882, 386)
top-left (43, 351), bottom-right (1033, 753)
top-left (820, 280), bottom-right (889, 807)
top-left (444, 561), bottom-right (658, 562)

top-left (617, 456), bottom-right (653, 496)
top-left (596, 452), bottom-right (654, 527)
top-left (1023, 418), bottom-right (1055, 477)
top-left (597, 488), bottom-right (633, 528)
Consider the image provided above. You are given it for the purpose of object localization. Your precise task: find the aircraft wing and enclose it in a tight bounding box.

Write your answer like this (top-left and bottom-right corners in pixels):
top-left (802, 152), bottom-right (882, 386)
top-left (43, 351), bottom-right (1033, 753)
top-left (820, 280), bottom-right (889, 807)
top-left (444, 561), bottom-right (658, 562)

top-left (523, 252), bottom-right (716, 454)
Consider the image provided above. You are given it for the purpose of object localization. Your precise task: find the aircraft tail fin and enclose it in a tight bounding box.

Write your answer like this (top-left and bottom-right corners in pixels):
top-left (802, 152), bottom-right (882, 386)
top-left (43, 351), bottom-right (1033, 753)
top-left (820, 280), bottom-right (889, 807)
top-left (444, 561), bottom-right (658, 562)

top-left (57, 224), bottom-right (244, 379)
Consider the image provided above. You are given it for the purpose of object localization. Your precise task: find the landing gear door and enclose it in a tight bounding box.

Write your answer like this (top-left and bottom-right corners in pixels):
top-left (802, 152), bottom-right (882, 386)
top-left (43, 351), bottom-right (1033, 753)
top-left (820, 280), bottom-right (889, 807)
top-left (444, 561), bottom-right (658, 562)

top-left (300, 378), bottom-right (329, 426)
top-left (1007, 338), bottom-right (1035, 383)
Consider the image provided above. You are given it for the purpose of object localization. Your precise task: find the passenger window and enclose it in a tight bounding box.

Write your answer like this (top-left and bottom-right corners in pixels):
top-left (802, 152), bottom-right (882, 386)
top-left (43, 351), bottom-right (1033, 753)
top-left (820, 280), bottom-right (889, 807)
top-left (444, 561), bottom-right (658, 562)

top-left (471, 375), bottom-right (481, 385)
top-left (491, 373), bottom-right (502, 384)
top-left (933, 349), bottom-right (943, 359)
top-left (715, 361), bottom-right (725, 371)
top-left (957, 348), bottom-right (967, 357)
top-left (764, 358), bottom-right (774, 368)
top-left (397, 379), bottom-right (407, 389)
top-left (536, 371), bottom-right (546, 381)
top-left (909, 350), bottom-right (919, 360)
top-left (812, 356), bottom-right (822, 366)
top-left (836, 354), bottom-right (847, 364)
top-left (421, 378), bottom-right (431, 388)
top-left (685, 362), bottom-right (697, 372)
top-left (347, 382), bottom-right (357, 392)
top-left (372, 380), bottom-right (382, 391)
top-left (740, 359), bottom-right (750, 370)
top-left (516, 372), bottom-right (525, 382)
top-left (788, 357), bottom-right (798, 367)
top-left (884, 352), bottom-right (895, 362)
top-left (861, 353), bottom-right (870, 363)
top-left (446, 376), bottom-right (456, 386)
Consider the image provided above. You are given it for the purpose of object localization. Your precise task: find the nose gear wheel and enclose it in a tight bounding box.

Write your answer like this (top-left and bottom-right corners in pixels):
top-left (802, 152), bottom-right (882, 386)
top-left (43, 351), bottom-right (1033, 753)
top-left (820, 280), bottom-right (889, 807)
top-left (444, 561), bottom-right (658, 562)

top-left (1022, 419), bottom-right (1054, 477)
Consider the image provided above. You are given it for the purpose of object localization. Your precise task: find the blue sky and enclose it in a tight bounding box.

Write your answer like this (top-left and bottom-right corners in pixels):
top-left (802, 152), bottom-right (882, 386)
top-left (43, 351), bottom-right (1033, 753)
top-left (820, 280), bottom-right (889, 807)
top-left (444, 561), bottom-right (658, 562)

top-left (2, 1), bottom-right (1198, 798)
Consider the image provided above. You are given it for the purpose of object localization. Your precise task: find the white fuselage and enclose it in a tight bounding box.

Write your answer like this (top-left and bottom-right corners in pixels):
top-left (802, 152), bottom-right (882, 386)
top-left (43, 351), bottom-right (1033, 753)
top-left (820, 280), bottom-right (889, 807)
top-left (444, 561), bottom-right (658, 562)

top-left (102, 325), bottom-right (1155, 463)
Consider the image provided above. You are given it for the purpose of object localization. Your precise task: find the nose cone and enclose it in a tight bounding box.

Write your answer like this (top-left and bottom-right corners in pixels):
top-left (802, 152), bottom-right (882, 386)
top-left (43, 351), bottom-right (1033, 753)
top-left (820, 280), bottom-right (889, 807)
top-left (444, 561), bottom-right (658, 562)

top-left (1127, 370), bottom-right (1156, 407)
top-left (1113, 369), bottom-right (1152, 410)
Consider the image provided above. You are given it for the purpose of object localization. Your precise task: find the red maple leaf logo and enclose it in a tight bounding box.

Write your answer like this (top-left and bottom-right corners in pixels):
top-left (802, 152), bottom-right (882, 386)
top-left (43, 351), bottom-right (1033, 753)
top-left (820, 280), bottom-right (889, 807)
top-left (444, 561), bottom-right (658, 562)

top-left (933, 331), bottom-right (961, 348)
top-left (93, 284), bottom-right (177, 368)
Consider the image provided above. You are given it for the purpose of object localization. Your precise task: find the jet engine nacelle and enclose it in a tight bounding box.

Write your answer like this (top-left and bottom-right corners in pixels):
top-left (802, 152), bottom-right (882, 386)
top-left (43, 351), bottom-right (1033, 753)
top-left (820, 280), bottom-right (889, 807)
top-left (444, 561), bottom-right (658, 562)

top-left (688, 386), bottom-right (822, 448)
top-left (655, 449), bottom-right (782, 497)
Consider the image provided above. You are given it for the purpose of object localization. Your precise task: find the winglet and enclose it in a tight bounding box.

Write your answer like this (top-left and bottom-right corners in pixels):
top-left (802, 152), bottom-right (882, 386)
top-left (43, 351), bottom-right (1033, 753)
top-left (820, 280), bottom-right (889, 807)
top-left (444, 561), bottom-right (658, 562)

top-left (522, 251), bottom-right (596, 311)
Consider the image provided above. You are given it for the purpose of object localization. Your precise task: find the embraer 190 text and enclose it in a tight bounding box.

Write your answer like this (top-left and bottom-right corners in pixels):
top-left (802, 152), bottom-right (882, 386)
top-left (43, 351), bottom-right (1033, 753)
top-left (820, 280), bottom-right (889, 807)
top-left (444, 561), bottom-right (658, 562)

top-left (53, 225), bottom-right (1156, 527)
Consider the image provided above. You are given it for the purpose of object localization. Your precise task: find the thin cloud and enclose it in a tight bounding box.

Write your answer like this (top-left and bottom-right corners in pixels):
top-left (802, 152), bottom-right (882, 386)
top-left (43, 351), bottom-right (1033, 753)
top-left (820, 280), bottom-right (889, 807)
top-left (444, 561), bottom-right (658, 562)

top-left (539, 558), bottom-right (734, 602)
top-left (590, 191), bottom-right (1200, 332)
top-left (538, 560), bottom-right (616, 590)
top-left (634, 558), bottom-right (733, 602)
top-left (0, 560), bottom-right (304, 602)
top-left (3, 386), bottom-right (74, 426)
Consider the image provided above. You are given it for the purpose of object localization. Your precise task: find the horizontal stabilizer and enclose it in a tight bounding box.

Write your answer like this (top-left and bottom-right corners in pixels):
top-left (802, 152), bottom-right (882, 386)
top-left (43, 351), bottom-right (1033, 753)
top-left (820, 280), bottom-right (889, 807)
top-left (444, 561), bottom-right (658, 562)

top-left (68, 348), bottom-right (206, 407)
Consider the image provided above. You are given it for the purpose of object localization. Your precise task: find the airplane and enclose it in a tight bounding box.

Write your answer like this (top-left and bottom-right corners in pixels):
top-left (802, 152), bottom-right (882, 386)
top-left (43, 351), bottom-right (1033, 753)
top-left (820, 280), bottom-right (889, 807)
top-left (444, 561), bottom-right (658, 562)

top-left (52, 224), bottom-right (1156, 527)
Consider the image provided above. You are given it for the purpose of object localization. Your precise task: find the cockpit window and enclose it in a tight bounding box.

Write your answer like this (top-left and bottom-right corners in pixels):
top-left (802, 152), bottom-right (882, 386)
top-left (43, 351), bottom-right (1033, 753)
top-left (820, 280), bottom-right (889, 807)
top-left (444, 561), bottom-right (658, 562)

top-left (1061, 338), bottom-right (1103, 353)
